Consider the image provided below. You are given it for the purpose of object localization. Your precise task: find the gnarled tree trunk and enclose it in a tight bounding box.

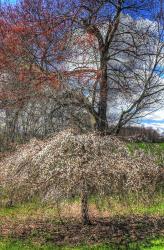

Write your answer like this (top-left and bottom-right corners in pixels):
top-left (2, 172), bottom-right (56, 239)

top-left (96, 58), bottom-right (108, 132)
top-left (81, 179), bottom-right (91, 225)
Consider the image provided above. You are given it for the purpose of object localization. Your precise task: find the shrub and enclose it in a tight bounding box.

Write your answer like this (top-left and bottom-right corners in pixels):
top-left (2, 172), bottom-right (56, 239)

top-left (0, 129), bottom-right (163, 223)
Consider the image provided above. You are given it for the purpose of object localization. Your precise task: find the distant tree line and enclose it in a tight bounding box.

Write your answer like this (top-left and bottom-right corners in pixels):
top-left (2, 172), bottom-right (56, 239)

top-left (0, 111), bottom-right (163, 153)
top-left (118, 126), bottom-right (164, 143)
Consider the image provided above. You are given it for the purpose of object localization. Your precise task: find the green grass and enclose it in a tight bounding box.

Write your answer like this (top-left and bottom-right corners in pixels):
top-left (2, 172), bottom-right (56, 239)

top-left (0, 193), bottom-right (163, 221)
top-left (0, 195), bottom-right (163, 221)
top-left (0, 201), bottom-right (58, 221)
top-left (127, 142), bottom-right (164, 153)
top-left (127, 142), bottom-right (164, 166)
top-left (0, 199), bottom-right (163, 250)
top-left (135, 200), bottom-right (164, 215)
top-left (89, 194), bottom-right (164, 216)
top-left (0, 238), bottom-right (163, 250)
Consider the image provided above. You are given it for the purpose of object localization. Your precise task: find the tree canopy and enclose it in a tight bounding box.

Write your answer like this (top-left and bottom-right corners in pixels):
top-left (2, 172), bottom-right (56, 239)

top-left (0, 0), bottom-right (163, 135)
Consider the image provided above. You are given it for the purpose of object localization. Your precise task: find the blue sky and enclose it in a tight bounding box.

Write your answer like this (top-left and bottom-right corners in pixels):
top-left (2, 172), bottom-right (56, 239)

top-left (1, 0), bottom-right (16, 4)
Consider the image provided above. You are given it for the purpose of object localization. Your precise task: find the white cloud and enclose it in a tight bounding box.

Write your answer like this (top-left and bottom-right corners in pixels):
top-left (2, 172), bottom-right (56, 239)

top-left (143, 121), bottom-right (164, 134)
top-left (142, 108), bottom-right (164, 133)
top-left (146, 109), bottom-right (164, 121)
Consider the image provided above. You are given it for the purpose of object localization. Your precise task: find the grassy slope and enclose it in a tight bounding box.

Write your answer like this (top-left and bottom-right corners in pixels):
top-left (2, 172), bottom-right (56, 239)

top-left (0, 238), bottom-right (163, 250)
top-left (127, 142), bottom-right (164, 166)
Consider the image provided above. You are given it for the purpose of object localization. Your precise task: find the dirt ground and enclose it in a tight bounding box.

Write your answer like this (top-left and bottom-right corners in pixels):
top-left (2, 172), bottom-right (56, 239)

top-left (0, 215), bottom-right (163, 247)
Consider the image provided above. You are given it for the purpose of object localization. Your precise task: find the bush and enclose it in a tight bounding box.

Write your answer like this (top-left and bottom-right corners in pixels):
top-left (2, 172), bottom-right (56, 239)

top-left (0, 129), bottom-right (163, 223)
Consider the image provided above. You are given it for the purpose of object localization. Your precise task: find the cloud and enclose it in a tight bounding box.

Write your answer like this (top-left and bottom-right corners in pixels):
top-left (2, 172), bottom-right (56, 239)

top-left (143, 121), bottom-right (164, 134)
top-left (142, 108), bottom-right (164, 133)
top-left (146, 109), bottom-right (164, 121)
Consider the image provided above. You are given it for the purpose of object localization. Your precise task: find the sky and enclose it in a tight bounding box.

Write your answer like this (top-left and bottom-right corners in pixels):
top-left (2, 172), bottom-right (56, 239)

top-left (1, 0), bottom-right (164, 133)
top-left (1, 0), bottom-right (16, 4)
top-left (143, 110), bottom-right (164, 134)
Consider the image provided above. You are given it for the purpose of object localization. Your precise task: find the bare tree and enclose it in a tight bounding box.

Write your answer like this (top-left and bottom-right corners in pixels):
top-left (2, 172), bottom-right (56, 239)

top-left (0, 0), bottom-right (163, 135)
top-left (64, 0), bottom-right (164, 132)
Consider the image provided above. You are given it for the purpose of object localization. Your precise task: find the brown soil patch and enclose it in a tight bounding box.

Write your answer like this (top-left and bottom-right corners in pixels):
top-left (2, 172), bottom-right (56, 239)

top-left (0, 215), bottom-right (163, 246)
top-left (61, 203), bottom-right (110, 219)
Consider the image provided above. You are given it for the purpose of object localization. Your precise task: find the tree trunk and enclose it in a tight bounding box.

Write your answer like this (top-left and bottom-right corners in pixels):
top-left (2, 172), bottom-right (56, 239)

top-left (96, 61), bottom-right (108, 133)
top-left (81, 179), bottom-right (91, 225)
top-left (114, 120), bottom-right (122, 135)
top-left (114, 112), bottom-right (124, 135)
